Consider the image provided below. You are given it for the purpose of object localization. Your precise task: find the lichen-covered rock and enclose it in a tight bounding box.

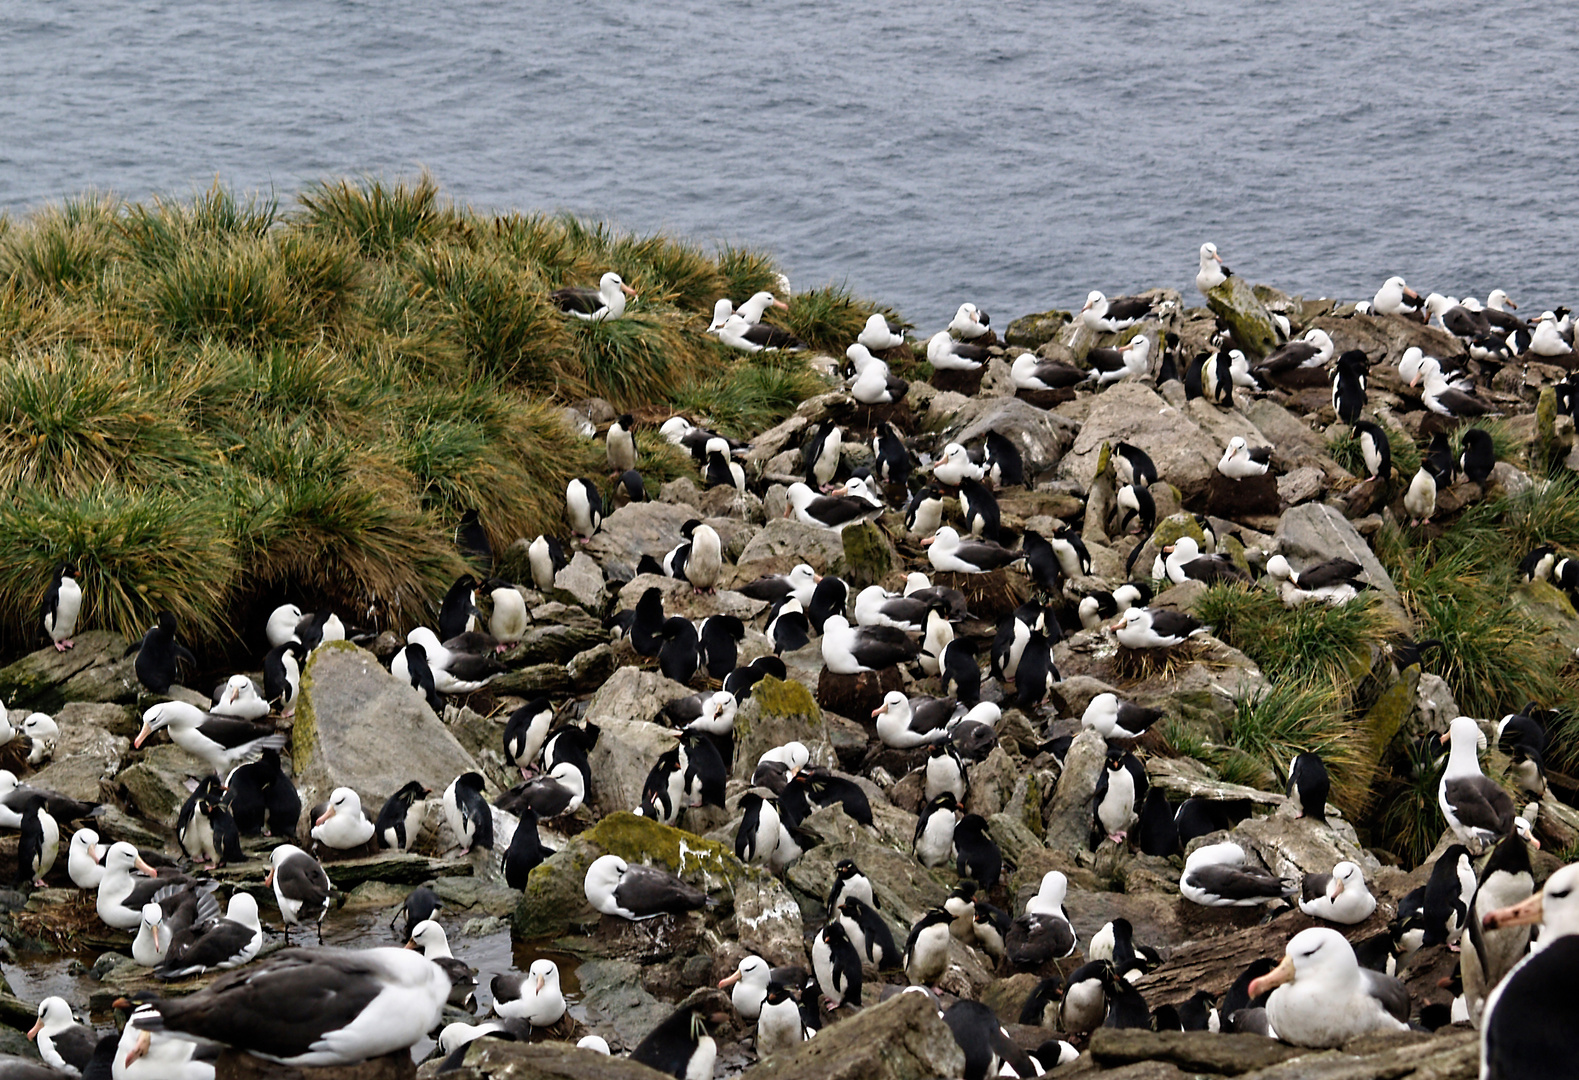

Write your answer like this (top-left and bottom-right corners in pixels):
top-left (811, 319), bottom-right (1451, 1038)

top-left (731, 677), bottom-right (836, 782)
top-left (841, 520), bottom-right (894, 589)
top-left (291, 641), bottom-right (480, 817)
top-left (742, 988), bottom-right (965, 1080)
top-left (513, 812), bottom-right (742, 941)
top-left (0, 631), bottom-right (134, 713)
top-left (1204, 275), bottom-right (1279, 359)
top-left (1005, 308), bottom-right (1072, 349)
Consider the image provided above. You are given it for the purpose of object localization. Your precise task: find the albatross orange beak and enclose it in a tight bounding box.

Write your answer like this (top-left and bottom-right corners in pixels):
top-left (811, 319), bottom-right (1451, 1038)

top-left (718, 970), bottom-right (743, 988)
top-left (773, 300), bottom-right (789, 310)
top-left (1247, 953), bottom-right (1295, 998)
top-left (26, 1019), bottom-right (41, 1040)
top-left (1483, 891), bottom-right (1544, 930)
top-left (921, 536), bottom-right (936, 546)
top-left (133, 723), bottom-right (153, 749)
top-left (315, 806), bottom-right (335, 826)
top-left (621, 284), bottom-right (638, 298)
top-left (134, 854), bottom-right (158, 878)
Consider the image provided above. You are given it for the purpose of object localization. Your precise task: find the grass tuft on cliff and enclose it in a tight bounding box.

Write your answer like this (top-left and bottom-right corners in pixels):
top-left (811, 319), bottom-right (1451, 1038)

top-left (0, 175), bottom-right (872, 657)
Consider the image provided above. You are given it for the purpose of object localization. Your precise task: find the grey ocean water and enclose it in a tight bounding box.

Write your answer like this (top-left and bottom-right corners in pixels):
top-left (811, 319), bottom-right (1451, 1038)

top-left (3, 0), bottom-right (1576, 323)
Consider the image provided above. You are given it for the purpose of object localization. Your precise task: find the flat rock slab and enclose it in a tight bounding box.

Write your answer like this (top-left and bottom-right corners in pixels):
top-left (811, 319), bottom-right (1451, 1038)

top-left (220, 1048), bottom-right (414, 1080)
top-left (742, 990), bottom-right (965, 1080)
top-left (1090, 1028), bottom-right (1306, 1075)
top-left (449, 1039), bottom-right (672, 1080)
top-left (292, 641), bottom-right (481, 815)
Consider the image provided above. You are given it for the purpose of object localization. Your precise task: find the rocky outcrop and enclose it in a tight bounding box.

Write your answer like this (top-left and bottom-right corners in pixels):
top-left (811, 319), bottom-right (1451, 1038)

top-left (291, 641), bottom-right (481, 817)
top-left (742, 990), bottom-right (965, 1080)
top-left (1274, 503), bottom-right (1398, 598)
top-left (944, 396), bottom-right (1080, 476)
top-left (0, 632), bottom-right (136, 712)
top-left (448, 1040), bottom-right (672, 1080)
top-left (1005, 308), bottom-right (1072, 349)
top-left (736, 519), bottom-right (849, 577)
top-left (1205, 276), bottom-right (1279, 360)
top-left (1059, 383), bottom-right (1227, 499)
top-left (582, 666), bottom-right (696, 816)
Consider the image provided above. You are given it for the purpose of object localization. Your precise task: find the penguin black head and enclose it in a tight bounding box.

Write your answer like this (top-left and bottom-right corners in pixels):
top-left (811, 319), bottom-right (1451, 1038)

top-left (680, 519), bottom-right (702, 540)
top-left (391, 780), bottom-right (431, 807)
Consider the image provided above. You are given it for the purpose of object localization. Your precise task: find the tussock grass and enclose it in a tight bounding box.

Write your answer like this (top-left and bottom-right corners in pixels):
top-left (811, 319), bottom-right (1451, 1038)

top-left (1327, 420), bottom-right (1420, 480)
top-left (668, 350), bottom-right (829, 439)
top-left (564, 313), bottom-right (712, 409)
top-left (1220, 675), bottom-right (1374, 817)
top-left (1450, 418), bottom-right (1522, 468)
top-left (779, 284), bottom-right (900, 356)
top-left (1373, 735), bottom-right (1447, 866)
top-left (116, 184), bottom-right (278, 269)
top-left (404, 244), bottom-right (570, 386)
top-left (296, 174), bottom-right (454, 260)
top-left (715, 245), bottom-right (784, 306)
top-left (1195, 583), bottom-right (1390, 684)
top-left (1385, 543), bottom-right (1564, 718)
top-left (224, 421), bottom-right (465, 625)
top-left (0, 194), bottom-right (121, 297)
top-left (0, 345), bottom-right (215, 494)
top-left (0, 175), bottom-right (840, 657)
top-left (0, 484), bottom-right (238, 648)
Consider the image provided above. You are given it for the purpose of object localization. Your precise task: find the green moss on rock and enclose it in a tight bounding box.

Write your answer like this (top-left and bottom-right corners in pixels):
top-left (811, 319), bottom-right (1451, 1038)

top-left (1152, 512), bottom-right (1207, 550)
top-left (841, 520), bottom-right (893, 589)
top-left (1004, 309), bottom-right (1071, 350)
top-left (1360, 665), bottom-right (1419, 771)
top-left (752, 675), bottom-right (821, 724)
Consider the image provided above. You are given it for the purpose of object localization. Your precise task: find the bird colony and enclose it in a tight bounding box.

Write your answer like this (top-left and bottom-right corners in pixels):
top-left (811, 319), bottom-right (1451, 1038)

top-left (0, 246), bottom-right (1577, 1080)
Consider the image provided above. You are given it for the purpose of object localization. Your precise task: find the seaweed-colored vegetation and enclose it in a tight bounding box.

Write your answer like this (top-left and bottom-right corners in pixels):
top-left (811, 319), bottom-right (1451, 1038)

top-left (0, 175), bottom-right (881, 652)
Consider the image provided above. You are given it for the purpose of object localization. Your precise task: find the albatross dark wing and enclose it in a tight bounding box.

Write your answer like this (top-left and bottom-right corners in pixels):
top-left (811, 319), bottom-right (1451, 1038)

top-left (1443, 776), bottom-right (1515, 838)
top-left (136, 949), bottom-right (385, 1059)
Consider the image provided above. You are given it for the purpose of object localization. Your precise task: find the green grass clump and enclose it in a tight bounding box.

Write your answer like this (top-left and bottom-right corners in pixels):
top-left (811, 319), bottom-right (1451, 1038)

top-left (115, 184), bottom-right (278, 269)
top-left (668, 351), bottom-right (830, 439)
top-left (0, 484), bottom-right (238, 647)
top-left (0, 175), bottom-right (846, 660)
top-left (714, 245), bottom-right (784, 306)
top-left (0, 194), bottom-right (121, 298)
top-left (1218, 675), bottom-right (1374, 817)
top-left (1385, 542), bottom-right (1564, 718)
top-left (0, 345), bottom-right (215, 494)
top-left (1195, 583), bottom-right (1390, 684)
top-left (565, 313), bottom-right (711, 409)
top-left (224, 421), bottom-right (466, 624)
top-left (1327, 420), bottom-right (1420, 480)
top-left (1372, 734), bottom-right (1448, 866)
top-left (296, 173), bottom-right (455, 260)
top-left (779, 283), bottom-right (903, 356)
top-left (404, 244), bottom-right (570, 387)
